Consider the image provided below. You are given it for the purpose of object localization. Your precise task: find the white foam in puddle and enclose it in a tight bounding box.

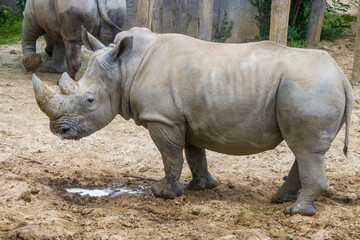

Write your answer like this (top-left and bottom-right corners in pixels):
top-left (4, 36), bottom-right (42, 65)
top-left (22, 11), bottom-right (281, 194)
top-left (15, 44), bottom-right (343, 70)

top-left (65, 187), bottom-right (144, 197)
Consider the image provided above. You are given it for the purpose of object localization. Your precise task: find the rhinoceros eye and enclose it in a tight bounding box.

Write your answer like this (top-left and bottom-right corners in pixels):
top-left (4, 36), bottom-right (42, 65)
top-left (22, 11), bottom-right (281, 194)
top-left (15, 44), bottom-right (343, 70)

top-left (83, 93), bottom-right (96, 111)
top-left (87, 98), bottom-right (95, 104)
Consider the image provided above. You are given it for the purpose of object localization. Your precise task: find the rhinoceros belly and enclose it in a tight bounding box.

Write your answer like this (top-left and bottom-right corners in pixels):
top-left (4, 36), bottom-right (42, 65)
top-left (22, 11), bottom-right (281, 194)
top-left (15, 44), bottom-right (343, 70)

top-left (185, 117), bottom-right (283, 155)
top-left (182, 68), bottom-right (284, 155)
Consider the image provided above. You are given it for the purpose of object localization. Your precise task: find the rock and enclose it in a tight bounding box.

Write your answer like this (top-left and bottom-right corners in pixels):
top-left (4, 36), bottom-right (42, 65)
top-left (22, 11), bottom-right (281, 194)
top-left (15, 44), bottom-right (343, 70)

top-left (227, 182), bottom-right (235, 189)
top-left (30, 188), bottom-right (40, 194)
top-left (18, 191), bottom-right (31, 203)
top-left (191, 209), bottom-right (200, 215)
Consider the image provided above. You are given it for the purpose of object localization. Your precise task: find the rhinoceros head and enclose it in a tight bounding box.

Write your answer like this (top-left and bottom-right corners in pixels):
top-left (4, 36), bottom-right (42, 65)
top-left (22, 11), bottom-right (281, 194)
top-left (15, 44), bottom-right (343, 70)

top-left (32, 29), bottom-right (133, 140)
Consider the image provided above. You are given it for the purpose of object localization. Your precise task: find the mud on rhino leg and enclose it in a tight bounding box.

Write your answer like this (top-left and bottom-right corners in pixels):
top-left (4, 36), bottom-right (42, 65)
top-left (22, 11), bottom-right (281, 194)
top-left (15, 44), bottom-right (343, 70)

top-left (185, 144), bottom-right (217, 190)
top-left (271, 159), bottom-right (301, 203)
top-left (147, 122), bottom-right (185, 199)
top-left (64, 41), bottom-right (82, 80)
top-left (22, 16), bottom-right (44, 71)
top-left (49, 42), bottom-right (66, 74)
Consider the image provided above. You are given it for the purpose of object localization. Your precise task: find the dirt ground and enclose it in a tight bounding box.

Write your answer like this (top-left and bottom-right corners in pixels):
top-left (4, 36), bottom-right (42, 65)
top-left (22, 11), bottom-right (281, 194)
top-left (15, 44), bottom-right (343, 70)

top-left (0, 35), bottom-right (359, 240)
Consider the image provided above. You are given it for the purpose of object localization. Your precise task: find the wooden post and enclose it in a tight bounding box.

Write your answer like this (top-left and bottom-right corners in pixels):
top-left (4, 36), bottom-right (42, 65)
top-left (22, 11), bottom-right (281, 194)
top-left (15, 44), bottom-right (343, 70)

top-left (352, 5), bottom-right (360, 82)
top-left (136, 0), bottom-right (162, 32)
top-left (136, 0), bottom-right (153, 29)
top-left (269, 0), bottom-right (291, 45)
top-left (198, 0), bottom-right (213, 41)
top-left (151, 0), bottom-right (162, 33)
top-left (173, 0), bottom-right (188, 34)
top-left (306, 0), bottom-right (327, 44)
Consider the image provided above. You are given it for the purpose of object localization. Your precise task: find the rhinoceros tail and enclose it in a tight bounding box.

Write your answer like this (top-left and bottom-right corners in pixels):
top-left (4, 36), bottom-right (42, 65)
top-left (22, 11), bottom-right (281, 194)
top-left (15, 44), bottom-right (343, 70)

top-left (342, 75), bottom-right (353, 157)
top-left (97, 0), bottom-right (123, 32)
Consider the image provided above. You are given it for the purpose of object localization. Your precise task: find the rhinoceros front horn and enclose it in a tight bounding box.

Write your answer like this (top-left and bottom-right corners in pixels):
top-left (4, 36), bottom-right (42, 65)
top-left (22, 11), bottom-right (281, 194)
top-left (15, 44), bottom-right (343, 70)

top-left (32, 74), bottom-right (63, 120)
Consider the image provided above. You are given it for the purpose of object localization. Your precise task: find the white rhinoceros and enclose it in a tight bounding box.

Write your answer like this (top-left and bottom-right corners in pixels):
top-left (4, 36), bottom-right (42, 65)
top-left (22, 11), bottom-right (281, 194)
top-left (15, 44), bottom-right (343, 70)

top-left (22, 0), bottom-right (126, 79)
top-left (32, 27), bottom-right (353, 216)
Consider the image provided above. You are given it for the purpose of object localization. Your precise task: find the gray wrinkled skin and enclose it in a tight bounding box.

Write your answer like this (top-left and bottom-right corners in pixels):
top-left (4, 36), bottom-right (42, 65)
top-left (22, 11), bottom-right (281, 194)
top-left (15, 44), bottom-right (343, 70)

top-left (22, 0), bottom-right (126, 79)
top-left (33, 27), bottom-right (354, 216)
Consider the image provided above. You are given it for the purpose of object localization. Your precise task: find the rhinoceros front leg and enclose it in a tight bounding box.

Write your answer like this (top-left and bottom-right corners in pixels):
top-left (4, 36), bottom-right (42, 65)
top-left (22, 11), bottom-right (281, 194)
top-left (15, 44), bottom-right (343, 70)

top-left (271, 159), bottom-right (301, 203)
top-left (64, 41), bottom-right (82, 80)
top-left (185, 144), bottom-right (217, 190)
top-left (21, 16), bottom-right (44, 72)
top-left (48, 42), bottom-right (66, 74)
top-left (147, 122), bottom-right (185, 199)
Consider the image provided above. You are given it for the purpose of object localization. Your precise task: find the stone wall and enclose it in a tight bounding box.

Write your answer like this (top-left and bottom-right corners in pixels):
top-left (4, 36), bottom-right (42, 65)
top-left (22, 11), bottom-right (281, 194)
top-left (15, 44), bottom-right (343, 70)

top-left (124, 0), bottom-right (259, 43)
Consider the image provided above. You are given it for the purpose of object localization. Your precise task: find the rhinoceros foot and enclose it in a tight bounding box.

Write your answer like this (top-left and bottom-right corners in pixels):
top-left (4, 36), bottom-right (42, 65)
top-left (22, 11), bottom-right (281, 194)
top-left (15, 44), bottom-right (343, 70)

top-left (188, 174), bottom-right (217, 190)
top-left (271, 191), bottom-right (299, 203)
top-left (284, 201), bottom-right (316, 216)
top-left (22, 53), bottom-right (42, 72)
top-left (152, 178), bottom-right (184, 199)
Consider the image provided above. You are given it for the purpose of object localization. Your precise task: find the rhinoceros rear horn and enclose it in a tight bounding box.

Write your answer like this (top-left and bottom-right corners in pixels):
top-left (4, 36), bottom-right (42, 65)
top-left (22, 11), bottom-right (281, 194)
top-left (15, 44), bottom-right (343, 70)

top-left (81, 27), bottom-right (105, 52)
top-left (58, 72), bottom-right (78, 95)
top-left (32, 74), bottom-right (63, 120)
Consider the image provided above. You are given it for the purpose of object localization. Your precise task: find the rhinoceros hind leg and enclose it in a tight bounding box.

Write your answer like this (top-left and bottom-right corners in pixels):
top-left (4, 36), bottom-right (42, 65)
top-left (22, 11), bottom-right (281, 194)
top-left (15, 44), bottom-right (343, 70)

top-left (283, 153), bottom-right (329, 216)
top-left (22, 53), bottom-right (42, 72)
top-left (49, 42), bottom-right (66, 74)
top-left (271, 159), bottom-right (301, 203)
top-left (276, 77), bottom-right (343, 215)
top-left (185, 144), bottom-right (217, 190)
top-left (148, 122), bottom-right (185, 199)
top-left (44, 34), bottom-right (54, 56)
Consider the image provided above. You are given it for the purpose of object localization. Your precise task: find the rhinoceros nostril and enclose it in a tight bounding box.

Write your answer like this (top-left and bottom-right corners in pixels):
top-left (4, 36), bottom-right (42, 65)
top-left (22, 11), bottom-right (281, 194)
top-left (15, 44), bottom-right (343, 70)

top-left (60, 125), bottom-right (71, 136)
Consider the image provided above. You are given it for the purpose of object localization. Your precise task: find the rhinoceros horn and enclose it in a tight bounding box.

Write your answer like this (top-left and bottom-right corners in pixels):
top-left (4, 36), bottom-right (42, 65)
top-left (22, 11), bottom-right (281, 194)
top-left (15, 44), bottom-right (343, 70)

top-left (32, 74), bottom-right (64, 120)
top-left (58, 72), bottom-right (78, 95)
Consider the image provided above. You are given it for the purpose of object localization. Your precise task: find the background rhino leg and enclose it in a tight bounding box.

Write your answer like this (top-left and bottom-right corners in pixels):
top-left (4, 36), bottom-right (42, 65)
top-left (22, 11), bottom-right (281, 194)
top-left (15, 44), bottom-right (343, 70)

top-left (44, 34), bottom-right (54, 57)
top-left (64, 41), bottom-right (82, 80)
top-left (49, 42), bottom-right (66, 74)
top-left (185, 144), bottom-right (217, 190)
top-left (271, 159), bottom-right (301, 203)
top-left (147, 122), bottom-right (185, 199)
top-left (22, 16), bottom-right (44, 72)
top-left (99, 23), bottom-right (117, 46)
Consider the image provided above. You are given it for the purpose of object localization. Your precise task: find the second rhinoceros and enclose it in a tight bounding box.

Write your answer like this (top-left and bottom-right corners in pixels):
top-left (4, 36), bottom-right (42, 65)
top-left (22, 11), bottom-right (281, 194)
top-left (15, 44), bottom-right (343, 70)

top-left (32, 27), bottom-right (353, 216)
top-left (22, 0), bottom-right (126, 79)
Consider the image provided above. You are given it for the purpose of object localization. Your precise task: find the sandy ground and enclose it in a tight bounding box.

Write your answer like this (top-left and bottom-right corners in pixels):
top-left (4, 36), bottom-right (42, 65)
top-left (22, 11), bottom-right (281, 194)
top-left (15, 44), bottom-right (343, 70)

top-left (0, 36), bottom-right (359, 240)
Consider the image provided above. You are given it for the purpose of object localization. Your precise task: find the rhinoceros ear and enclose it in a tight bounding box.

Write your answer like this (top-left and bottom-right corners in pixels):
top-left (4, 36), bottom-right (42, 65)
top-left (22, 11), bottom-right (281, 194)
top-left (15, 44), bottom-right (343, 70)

top-left (81, 28), bottom-right (105, 52)
top-left (107, 36), bottom-right (133, 62)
